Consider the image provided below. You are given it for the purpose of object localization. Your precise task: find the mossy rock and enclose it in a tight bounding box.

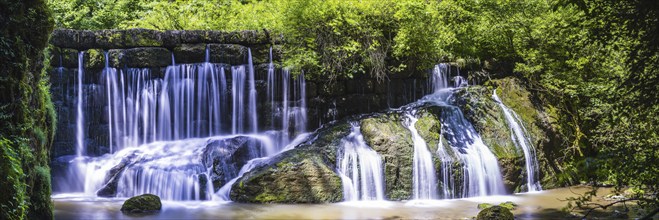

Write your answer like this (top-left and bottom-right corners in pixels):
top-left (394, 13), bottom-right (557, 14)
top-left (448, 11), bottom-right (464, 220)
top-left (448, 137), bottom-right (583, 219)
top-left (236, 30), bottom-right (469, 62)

top-left (229, 122), bottom-right (351, 203)
top-left (96, 29), bottom-right (164, 49)
top-left (360, 113), bottom-right (413, 200)
top-left (476, 205), bottom-right (514, 220)
top-left (478, 203), bottom-right (493, 210)
top-left (452, 86), bottom-right (519, 159)
top-left (488, 77), bottom-right (561, 189)
top-left (120, 194), bottom-right (162, 213)
top-left (499, 201), bottom-right (518, 210)
top-left (230, 152), bottom-right (343, 203)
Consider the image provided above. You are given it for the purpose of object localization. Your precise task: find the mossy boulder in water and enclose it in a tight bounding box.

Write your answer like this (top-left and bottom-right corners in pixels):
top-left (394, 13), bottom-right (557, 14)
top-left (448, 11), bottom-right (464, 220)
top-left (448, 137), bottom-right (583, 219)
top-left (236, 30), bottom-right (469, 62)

top-left (121, 194), bottom-right (162, 213)
top-left (230, 123), bottom-right (351, 203)
top-left (360, 113), bottom-right (414, 200)
top-left (476, 205), bottom-right (514, 220)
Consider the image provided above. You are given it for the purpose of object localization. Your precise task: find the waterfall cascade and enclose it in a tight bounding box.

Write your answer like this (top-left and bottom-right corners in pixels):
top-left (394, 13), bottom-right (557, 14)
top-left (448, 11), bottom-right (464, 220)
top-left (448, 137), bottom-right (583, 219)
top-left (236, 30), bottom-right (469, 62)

top-left (337, 122), bottom-right (386, 201)
top-left (58, 46), bottom-right (309, 201)
top-left (492, 90), bottom-right (542, 192)
top-left (417, 63), bottom-right (506, 198)
top-left (58, 45), bottom-right (539, 203)
top-left (76, 52), bottom-right (85, 157)
top-left (404, 113), bottom-right (439, 200)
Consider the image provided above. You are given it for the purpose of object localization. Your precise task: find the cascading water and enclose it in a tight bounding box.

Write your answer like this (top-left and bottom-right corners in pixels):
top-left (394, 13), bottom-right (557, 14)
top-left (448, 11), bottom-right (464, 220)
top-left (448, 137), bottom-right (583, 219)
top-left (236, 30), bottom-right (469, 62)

top-left (492, 90), bottom-right (542, 192)
top-left (436, 134), bottom-right (456, 199)
top-left (439, 105), bottom-right (506, 197)
top-left (404, 113), bottom-right (438, 200)
top-left (56, 45), bottom-right (310, 201)
top-left (414, 63), bottom-right (506, 198)
top-left (337, 122), bottom-right (386, 201)
top-left (76, 51), bottom-right (85, 157)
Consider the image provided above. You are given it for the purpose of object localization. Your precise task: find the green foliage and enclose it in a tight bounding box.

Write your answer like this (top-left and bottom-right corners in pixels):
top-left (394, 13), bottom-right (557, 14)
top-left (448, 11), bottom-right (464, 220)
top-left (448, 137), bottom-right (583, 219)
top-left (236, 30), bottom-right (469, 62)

top-left (0, 139), bottom-right (28, 220)
top-left (1, 0), bottom-right (56, 219)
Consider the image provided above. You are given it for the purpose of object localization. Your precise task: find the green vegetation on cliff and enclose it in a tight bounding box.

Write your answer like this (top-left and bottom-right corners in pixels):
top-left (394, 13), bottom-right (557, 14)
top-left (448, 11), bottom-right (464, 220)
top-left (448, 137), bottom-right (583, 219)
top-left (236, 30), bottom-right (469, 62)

top-left (1, 0), bottom-right (56, 219)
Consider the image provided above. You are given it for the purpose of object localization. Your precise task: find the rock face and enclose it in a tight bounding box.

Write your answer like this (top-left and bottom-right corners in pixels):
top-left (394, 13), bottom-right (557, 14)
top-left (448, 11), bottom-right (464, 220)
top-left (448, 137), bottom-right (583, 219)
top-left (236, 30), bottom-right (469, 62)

top-left (120, 194), bottom-right (162, 213)
top-left (203, 136), bottom-right (263, 191)
top-left (360, 113), bottom-right (414, 200)
top-left (454, 79), bottom-right (561, 191)
top-left (230, 123), bottom-right (351, 203)
top-left (453, 86), bottom-right (525, 192)
top-left (476, 205), bottom-right (514, 220)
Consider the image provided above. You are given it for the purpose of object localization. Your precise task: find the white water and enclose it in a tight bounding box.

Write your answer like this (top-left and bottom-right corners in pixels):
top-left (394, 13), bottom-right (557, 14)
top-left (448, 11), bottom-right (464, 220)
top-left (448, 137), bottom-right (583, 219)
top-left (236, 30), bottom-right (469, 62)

top-left (76, 51), bottom-right (85, 157)
top-left (60, 45), bottom-right (309, 201)
top-left (415, 63), bottom-right (506, 198)
top-left (436, 134), bottom-right (456, 199)
top-left (492, 90), bottom-right (542, 192)
top-left (404, 113), bottom-right (438, 200)
top-left (337, 123), bottom-right (386, 201)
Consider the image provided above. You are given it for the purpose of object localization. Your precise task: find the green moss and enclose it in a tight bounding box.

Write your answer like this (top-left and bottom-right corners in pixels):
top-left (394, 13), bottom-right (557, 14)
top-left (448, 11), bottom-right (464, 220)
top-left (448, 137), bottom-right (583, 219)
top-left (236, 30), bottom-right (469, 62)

top-left (361, 114), bottom-right (414, 200)
top-left (478, 203), bottom-right (493, 210)
top-left (476, 206), bottom-right (514, 220)
top-left (85, 49), bottom-right (105, 69)
top-left (121, 194), bottom-right (162, 213)
top-left (499, 201), bottom-right (518, 210)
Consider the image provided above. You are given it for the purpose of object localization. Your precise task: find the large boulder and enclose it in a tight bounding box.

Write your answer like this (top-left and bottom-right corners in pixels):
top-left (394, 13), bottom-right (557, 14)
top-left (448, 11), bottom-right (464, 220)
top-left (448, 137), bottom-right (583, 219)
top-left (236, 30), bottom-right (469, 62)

top-left (230, 122), bottom-right (351, 203)
top-left (360, 113), bottom-right (414, 200)
top-left (202, 136), bottom-right (263, 191)
top-left (476, 205), bottom-right (514, 220)
top-left (120, 194), bottom-right (162, 213)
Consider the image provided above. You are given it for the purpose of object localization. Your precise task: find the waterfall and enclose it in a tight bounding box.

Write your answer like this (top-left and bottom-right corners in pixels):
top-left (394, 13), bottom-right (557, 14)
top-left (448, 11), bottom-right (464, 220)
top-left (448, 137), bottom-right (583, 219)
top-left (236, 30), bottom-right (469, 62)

top-left (404, 112), bottom-right (438, 200)
top-left (76, 51), bottom-right (85, 157)
top-left (418, 63), bottom-right (505, 198)
top-left (232, 65), bottom-right (246, 134)
top-left (492, 90), bottom-right (542, 192)
top-left (215, 133), bottom-right (311, 201)
top-left (267, 47), bottom-right (276, 130)
top-left (436, 134), bottom-right (456, 199)
top-left (295, 72), bottom-right (307, 134)
top-left (440, 106), bottom-right (506, 197)
top-left (281, 69), bottom-right (290, 145)
top-left (59, 46), bottom-right (312, 201)
top-left (247, 49), bottom-right (258, 133)
top-left (337, 122), bottom-right (386, 201)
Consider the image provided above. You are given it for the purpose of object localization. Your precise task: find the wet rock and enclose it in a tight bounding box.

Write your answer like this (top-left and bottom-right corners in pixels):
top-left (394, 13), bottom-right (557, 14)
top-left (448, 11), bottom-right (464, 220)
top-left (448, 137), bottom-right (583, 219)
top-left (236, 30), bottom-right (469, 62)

top-left (476, 205), bottom-right (514, 220)
top-left (50, 29), bottom-right (96, 49)
top-left (50, 47), bottom-right (79, 68)
top-left (360, 113), bottom-right (414, 200)
top-left (84, 49), bottom-right (105, 70)
top-left (96, 29), bottom-right (163, 49)
top-left (97, 154), bottom-right (138, 197)
top-left (114, 47), bottom-right (172, 68)
top-left (452, 86), bottom-right (525, 192)
top-left (202, 136), bottom-right (263, 191)
top-left (478, 203), bottom-right (493, 210)
top-left (162, 30), bottom-right (182, 48)
top-left (208, 44), bottom-right (248, 65)
top-left (179, 30), bottom-right (228, 44)
top-left (120, 194), bottom-right (162, 213)
top-left (173, 44), bottom-right (205, 64)
top-left (230, 122), bottom-right (351, 203)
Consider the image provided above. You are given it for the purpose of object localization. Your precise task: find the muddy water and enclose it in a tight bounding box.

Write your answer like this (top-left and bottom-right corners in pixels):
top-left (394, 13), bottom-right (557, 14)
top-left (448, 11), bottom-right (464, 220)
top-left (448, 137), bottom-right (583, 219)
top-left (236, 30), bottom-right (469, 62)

top-left (54, 186), bottom-right (626, 219)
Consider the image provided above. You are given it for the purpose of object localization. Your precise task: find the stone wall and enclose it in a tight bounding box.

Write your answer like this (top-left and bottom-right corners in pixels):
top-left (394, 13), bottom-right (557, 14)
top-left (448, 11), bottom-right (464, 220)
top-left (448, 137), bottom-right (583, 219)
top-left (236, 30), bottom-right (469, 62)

top-left (48, 28), bottom-right (450, 158)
